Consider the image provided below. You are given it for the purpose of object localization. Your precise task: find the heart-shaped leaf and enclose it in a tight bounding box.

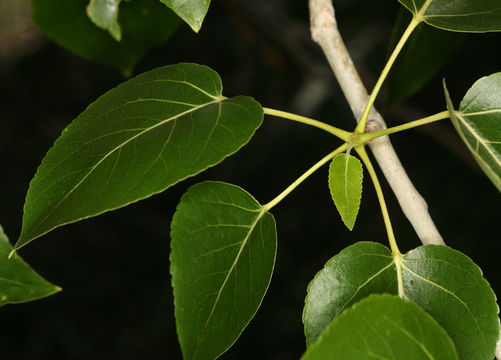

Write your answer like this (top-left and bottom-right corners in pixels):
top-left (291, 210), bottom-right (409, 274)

top-left (303, 242), bottom-right (499, 360)
top-left (302, 294), bottom-right (458, 360)
top-left (159, 0), bottom-right (211, 33)
top-left (15, 63), bottom-right (263, 252)
top-left (328, 153), bottom-right (363, 231)
top-left (87, 0), bottom-right (123, 41)
top-left (444, 74), bottom-right (501, 192)
top-left (170, 181), bottom-right (277, 360)
top-left (0, 225), bottom-right (61, 306)
top-left (397, 0), bottom-right (501, 32)
top-left (33, 0), bottom-right (181, 75)
top-left (387, 9), bottom-right (465, 104)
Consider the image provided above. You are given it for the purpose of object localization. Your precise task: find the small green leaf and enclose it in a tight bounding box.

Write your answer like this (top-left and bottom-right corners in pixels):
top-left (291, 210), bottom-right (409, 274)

top-left (444, 74), bottom-right (501, 192)
top-left (328, 153), bottom-right (363, 230)
top-left (387, 9), bottom-right (465, 104)
top-left (0, 225), bottom-right (61, 306)
top-left (16, 63), bottom-right (263, 251)
top-left (396, 0), bottom-right (501, 32)
top-left (303, 242), bottom-right (500, 360)
top-left (32, 0), bottom-right (181, 75)
top-left (303, 242), bottom-right (397, 346)
top-left (302, 294), bottom-right (458, 360)
top-left (87, 0), bottom-right (123, 41)
top-left (170, 181), bottom-right (277, 360)
top-left (159, 0), bottom-right (210, 33)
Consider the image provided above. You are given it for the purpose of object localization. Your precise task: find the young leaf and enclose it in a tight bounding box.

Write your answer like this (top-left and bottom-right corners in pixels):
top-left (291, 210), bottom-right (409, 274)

top-left (32, 0), bottom-right (181, 75)
top-left (170, 181), bottom-right (277, 360)
top-left (303, 242), bottom-right (500, 360)
top-left (0, 225), bottom-right (61, 306)
top-left (396, 0), bottom-right (501, 32)
top-left (444, 74), bottom-right (501, 192)
top-left (328, 153), bottom-right (363, 230)
top-left (302, 294), bottom-right (458, 360)
top-left (303, 242), bottom-right (396, 346)
top-left (15, 63), bottom-right (263, 251)
top-left (387, 9), bottom-right (465, 104)
top-left (159, 0), bottom-right (211, 33)
top-left (87, 0), bottom-right (123, 41)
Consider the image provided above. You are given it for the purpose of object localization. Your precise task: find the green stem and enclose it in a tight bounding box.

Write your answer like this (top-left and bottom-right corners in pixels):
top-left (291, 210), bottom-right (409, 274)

top-left (263, 143), bottom-right (348, 211)
top-left (355, 17), bottom-right (421, 134)
top-left (355, 146), bottom-right (401, 256)
top-left (263, 107), bottom-right (351, 141)
top-left (360, 110), bottom-right (450, 143)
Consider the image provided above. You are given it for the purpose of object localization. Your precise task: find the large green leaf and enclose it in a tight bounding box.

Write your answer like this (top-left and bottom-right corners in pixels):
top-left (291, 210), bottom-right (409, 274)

top-left (87, 0), bottom-right (122, 41)
top-left (444, 74), bottom-right (501, 192)
top-left (302, 294), bottom-right (458, 360)
top-left (387, 9), bottom-right (465, 104)
top-left (396, 0), bottom-right (501, 32)
top-left (32, 0), bottom-right (181, 75)
top-left (0, 225), bottom-right (61, 306)
top-left (159, 0), bottom-right (211, 33)
top-left (15, 63), bottom-right (263, 251)
top-left (303, 242), bottom-right (396, 346)
top-left (303, 242), bottom-right (499, 360)
top-left (170, 181), bottom-right (277, 360)
top-left (328, 154), bottom-right (363, 231)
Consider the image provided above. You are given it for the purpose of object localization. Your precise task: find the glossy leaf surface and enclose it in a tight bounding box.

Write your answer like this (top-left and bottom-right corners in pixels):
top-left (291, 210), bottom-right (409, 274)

top-left (33, 0), bottom-right (181, 75)
top-left (302, 294), bottom-right (458, 360)
top-left (0, 226), bottom-right (61, 306)
top-left (444, 74), bottom-right (501, 192)
top-left (16, 63), bottom-right (263, 251)
top-left (303, 242), bottom-right (396, 346)
top-left (303, 242), bottom-right (499, 360)
top-left (397, 0), bottom-right (501, 32)
top-left (388, 9), bottom-right (465, 103)
top-left (328, 154), bottom-right (363, 230)
top-left (170, 181), bottom-right (277, 360)
top-left (159, 0), bottom-right (210, 33)
top-left (87, 0), bottom-right (122, 41)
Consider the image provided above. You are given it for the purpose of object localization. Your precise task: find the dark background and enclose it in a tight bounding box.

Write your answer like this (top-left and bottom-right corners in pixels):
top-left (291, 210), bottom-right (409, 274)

top-left (0, 0), bottom-right (500, 359)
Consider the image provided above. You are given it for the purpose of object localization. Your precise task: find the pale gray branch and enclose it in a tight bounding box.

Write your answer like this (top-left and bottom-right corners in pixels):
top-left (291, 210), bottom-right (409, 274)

top-left (308, 0), bottom-right (444, 246)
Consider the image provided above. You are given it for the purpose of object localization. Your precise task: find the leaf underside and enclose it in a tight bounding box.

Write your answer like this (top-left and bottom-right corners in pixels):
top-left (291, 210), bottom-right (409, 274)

top-left (444, 74), bottom-right (501, 192)
top-left (328, 154), bottom-right (363, 231)
top-left (397, 0), bottom-right (501, 32)
top-left (32, 0), bottom-right (181, 75)
top-left (16, 63), bottom-right (263, 251)
top-left (302, 294), bottom-right (458, 360)
top-left (170, 181), bottom-right (277, 360)
top-left (159, 0), bottom-right (211, 33)
top-left (87, 0), bottom-right (123, 41)
top-left (303, 242), bottom-right (499, 360)
top-left (0, 225), bottom-right (61, 306)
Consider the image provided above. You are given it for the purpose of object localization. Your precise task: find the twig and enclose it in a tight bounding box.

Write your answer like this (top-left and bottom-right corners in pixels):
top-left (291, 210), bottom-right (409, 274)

top-left (308, 0), bottom-right (444, 246)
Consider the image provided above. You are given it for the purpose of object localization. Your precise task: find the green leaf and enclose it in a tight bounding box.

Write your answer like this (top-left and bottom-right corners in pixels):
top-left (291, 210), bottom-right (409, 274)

top-left (303, 242), bottom-right (500, 360)
top-left (302, 294), bottom-right (458, 360)
top-left (303, 242), bottom-right (397, 346)
top-left (32, 0), bottom-right (181, 75)
top-left (396, 0), bottom-right (501, 32)
top-left (444, 74), bottom-right (501, 192)
top-left (15, 63), bottom-right (263, 251)
top-left (387, 9), bottom-right (465, 104)
top-left (328, 153), bottom-right (363, 231)
top-left (87, 0), bottom-right (123, 41)
top-left (159, 0), bottom-right (210, 33)
top-left (0, 225), bottom-right (61, 306)
top-left (170, 181), bottom-right (277, 360)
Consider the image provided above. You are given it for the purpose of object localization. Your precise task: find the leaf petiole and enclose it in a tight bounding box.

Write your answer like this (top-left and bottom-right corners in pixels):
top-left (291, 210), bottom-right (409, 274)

top-left (360, 110), bottom-right (450, 143)
top-left (355, 146), bottom-right (401, 256)
top-left (263, 143), bottom-right (348, 212)
top-left (263, 107), bottom-right (351, 141)
top-left (356, 16), bottom-right (421, 134)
